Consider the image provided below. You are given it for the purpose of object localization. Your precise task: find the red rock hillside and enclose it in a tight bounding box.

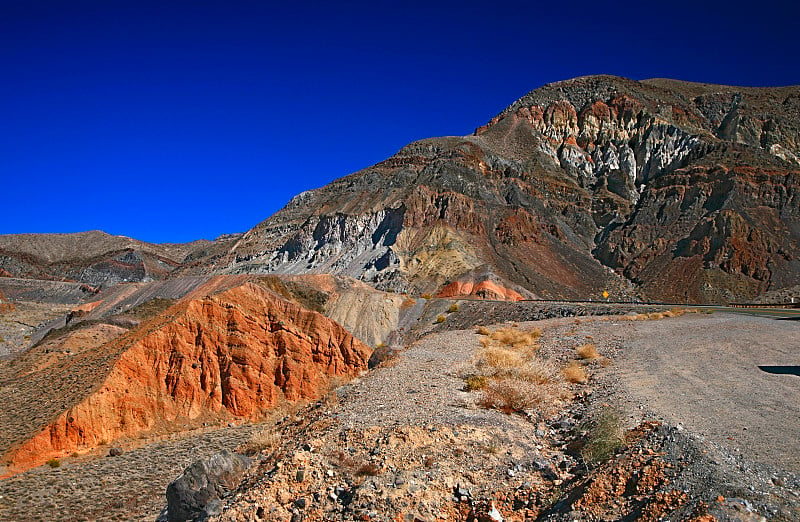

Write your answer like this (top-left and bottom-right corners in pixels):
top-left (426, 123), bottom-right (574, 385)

top-left (2, 282), bottom-right (371, 474)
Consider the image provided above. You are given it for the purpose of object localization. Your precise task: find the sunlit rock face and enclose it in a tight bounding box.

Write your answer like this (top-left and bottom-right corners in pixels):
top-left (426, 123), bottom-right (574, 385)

top-left (219, 76), bottom-right (800, 303)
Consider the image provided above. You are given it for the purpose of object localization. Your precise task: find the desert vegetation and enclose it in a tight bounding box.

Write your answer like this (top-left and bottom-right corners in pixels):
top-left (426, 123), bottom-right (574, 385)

top-left (578, 406), bottom-right (626, 466)
top-left (465, 324), bottom-right (570, 414)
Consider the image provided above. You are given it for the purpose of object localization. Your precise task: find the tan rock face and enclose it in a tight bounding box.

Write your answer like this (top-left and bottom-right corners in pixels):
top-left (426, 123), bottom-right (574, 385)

top-left (5, 282), bottom-right (371, 473)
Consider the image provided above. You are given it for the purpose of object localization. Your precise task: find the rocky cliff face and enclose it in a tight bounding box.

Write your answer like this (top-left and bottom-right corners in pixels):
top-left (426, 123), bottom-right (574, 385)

top-left (220, 76), bottom-right (800, 302)
top-left (1, 282), bottom-right (371, 474)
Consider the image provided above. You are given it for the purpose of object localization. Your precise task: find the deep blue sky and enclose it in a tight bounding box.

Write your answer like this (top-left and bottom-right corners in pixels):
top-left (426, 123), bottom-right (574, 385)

top-left (3, 1), bottom-right (799, 243)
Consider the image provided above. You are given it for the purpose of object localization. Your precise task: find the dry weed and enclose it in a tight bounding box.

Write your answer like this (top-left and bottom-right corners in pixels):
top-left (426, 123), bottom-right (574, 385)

top-left (576, 343), bottom-right (598, 360)
top-left (237, 427), bottom-right (281, 456)
top-left (463, 374), bottom-right (488, 391)
top-left (435, 315), bottom-right (446, 323)
top-left (563, 361), bottom-right (588, 384)
top-left (648, 312), bottom-right (664, 320)
top-left (448, 303), bottom-right (459, 312)
top-left (475, 326), bottom-right (492, 335)
top-left (478, 347), bottom-right (526, 374)
top-left (515, 357), bottom-right (558, 384)
top-left (490, 326), bottom-right (541, 348)
top-left (476, 325), bottom-right (491, 336)
top-left (481, 379), bottom-right (566, 414)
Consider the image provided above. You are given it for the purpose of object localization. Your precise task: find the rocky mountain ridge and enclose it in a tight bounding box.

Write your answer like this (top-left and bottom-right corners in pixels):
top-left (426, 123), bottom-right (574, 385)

top-left (3, 76), bottom-right (800, 302)
top-left (216, 75), bottom-right (800, 303)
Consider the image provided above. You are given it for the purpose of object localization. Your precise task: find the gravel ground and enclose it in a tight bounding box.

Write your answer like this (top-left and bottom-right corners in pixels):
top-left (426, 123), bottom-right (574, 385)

top-left (609, 312), bottom-right (800, 473)
top-left (4, 309), bottom-right (800, 521)
top-left (0, 424), bottom-right (264, 521)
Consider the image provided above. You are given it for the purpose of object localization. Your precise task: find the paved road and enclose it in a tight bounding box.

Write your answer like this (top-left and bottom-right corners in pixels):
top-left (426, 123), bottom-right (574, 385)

top-left (611, 313), bottom-right (800, 472)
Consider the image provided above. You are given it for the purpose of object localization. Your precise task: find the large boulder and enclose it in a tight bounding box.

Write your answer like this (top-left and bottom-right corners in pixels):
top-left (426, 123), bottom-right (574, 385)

top-left (165, 450), bottom-right (250, 522)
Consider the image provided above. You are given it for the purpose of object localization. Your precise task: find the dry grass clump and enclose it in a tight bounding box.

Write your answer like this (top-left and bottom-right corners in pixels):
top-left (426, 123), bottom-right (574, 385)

top-left (563, 361), bottom-right (588, 384)
top-left (576, 343), bottom-right (598, 360)
top-left (648, 312), bottom-right (664, 320)
top-left (421, 293), bottom-right (433, 299)
top-left (478, 346), bottom-right (526, 373)
top-left (237, 427), bottom-right (281, 456)
top-left (435, 314), bottom-right (446, 323)
top-left (490, 326), bottom-right (541, 348)
top-left (46, 457), bottom-right (61, 468)
top-left (448, 303), bottom-right (459, 312)
top-left (515, 357), bottom-right (558, 385)
top-left (463, 374), bottom-right (488, 391)
top-left (662, 308), bottom-right (685, 318)
top-left (468, 324), bottom-right (566, 414)
top-left (480, 379), bottom-right (566, 414)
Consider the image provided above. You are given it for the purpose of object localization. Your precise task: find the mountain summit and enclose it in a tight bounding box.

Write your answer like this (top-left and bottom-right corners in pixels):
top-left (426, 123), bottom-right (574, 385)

top-left (215, 75), bottom-right (800, 303)
top-left (2, 75), bottom-right (799, 303)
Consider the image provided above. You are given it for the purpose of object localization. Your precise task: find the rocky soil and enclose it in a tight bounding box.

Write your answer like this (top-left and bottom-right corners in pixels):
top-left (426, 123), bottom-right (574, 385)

top-left (2, 309), bottom-right (799, 521)
top-left (208, 312), bottom-right (800, 521)
top-left (0, 423), bottom-right (264, 521)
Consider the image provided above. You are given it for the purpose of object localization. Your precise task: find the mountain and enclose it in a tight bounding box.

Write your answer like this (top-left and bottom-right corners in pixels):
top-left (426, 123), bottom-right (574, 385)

top-left (3, 75), bottom-right (800, 304)
top-left (0, 231), bottom-right (236, 287)
top-left (217, 75), bottom-right (800, 303)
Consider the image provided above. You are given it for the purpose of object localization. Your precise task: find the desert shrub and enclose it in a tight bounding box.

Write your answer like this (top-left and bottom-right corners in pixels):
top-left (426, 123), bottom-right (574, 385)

top-left (477, 347), bottom-right (525, 374)
top-left (563, 361), bottom-right (587, 384)
top-left (448, 303), bottom-right (459, 313)
top-left (648, 312), bottom-right (664, 320)
top-left (515, 357), bottom-right (558, 384)
top-left (481, 379), bottom-right (565, 414)
top-left (576, 343), bottom-right (598, 360)
top-left (237, 427), bottom-right (280, 456)
top-left (490, 326), bottom-right (541, 348)
top-left (478, 336), bottom-right (493, 348)
top-left (663, 308), bottom-right (685, 318)
top-left (421, 293), bottom-right (433, 299)
top-left (475, 325), bottom-right (491, 336)
top-left (435, 315), bottom-right (446, 323)
top-left (463, 374), bottom-right (488, 391)
top-left (580, 407), bottom-right (625, 466)
top-left (47, 457), bottom-right (61, 468)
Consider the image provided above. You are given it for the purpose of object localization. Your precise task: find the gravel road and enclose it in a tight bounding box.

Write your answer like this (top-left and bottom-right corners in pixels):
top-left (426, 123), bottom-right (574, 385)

top-left (610, 312), bottom-right (800, 472)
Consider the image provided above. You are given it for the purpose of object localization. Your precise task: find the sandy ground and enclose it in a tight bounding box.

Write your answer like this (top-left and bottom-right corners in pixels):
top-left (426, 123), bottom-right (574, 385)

top-left (609, 312), bottom-right (800, 472)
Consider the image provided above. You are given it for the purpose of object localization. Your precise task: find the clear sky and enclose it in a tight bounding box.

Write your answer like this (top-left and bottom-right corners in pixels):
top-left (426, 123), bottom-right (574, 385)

top-left (3, 0), bottom-right (799, 243)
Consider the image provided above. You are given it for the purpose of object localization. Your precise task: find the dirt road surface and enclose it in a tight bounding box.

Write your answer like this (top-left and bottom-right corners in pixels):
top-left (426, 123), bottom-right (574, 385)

top-left (610, 312), bottom-right (800, 472)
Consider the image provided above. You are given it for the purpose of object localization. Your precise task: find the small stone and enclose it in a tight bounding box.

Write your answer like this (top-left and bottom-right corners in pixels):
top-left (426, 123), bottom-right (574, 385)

top-left (108, 447), bottom-right (124, 457)
top-left (294, 497), bottom-right (307, 509)
top-left (296, 468), bottom-right (306, 482)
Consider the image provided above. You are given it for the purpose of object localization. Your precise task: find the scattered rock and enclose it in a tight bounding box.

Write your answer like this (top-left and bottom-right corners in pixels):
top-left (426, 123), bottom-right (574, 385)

top-left (164, 450), bottom-right (250, 522)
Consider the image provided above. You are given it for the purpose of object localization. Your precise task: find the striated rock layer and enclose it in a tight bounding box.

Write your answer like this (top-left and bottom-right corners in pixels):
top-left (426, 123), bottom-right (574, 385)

top-left (2, 76), bottom-right (799, 303)
top-left (1, 282), bottom-right (370, 474)
top-left (218, 76), bottom-right (800, 303)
